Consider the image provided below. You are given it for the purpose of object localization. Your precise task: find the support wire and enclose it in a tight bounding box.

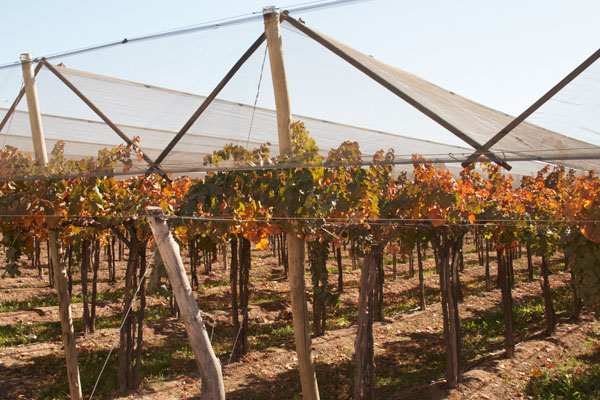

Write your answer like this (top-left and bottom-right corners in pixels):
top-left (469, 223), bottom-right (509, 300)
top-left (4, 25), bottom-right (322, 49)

top-left (88, 249), bottom-right (156, 400)
top-left (246, 45), bottom-right (269, 149)
top-left (3, 149), bottom-right (600, 183)
top-left (0, 0), bottom-right (368, 70)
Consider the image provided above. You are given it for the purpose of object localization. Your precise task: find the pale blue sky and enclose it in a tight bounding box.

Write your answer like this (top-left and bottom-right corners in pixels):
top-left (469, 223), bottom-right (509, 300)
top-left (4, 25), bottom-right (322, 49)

top-left (1, 0), bottom-right (599, 146)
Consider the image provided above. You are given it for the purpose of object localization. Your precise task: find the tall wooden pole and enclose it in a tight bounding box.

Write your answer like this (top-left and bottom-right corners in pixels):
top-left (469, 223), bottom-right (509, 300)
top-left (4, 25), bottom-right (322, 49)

top-left (20, 53), bottom-right (47, 165)
top-left (263, 8), bottom-right (320, 400)
top-left (21, 53), bottom-right (82, 400)
top-left (146, 207), bottom-right (225, 399)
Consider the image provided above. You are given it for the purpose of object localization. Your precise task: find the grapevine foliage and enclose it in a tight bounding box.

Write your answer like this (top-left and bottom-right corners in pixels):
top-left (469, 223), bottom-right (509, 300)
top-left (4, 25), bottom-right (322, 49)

top-left (0, 123), bottom-right (599, 313)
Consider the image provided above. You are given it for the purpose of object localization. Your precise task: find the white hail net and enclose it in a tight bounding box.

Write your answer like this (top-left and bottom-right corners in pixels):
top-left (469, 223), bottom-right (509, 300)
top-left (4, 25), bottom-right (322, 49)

top-left (0, 17), bottom-right (597, 181)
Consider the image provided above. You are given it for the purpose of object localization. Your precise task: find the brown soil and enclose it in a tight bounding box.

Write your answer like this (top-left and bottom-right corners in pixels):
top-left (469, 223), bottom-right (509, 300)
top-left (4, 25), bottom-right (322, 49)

top-left (0, 243), bottom-right (597, 400)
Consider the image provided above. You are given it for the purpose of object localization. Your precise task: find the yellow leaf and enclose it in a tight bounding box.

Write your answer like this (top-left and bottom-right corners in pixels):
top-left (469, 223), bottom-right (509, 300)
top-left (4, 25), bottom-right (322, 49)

top-left (255, 237), bottom-right (269, 250)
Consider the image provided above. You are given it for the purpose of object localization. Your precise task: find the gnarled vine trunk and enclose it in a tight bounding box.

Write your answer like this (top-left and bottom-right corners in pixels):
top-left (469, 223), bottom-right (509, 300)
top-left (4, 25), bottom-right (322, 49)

top-left (497, 247), bottom-right (514, 358)
top-left (354, 244), bottom-right (381, 400)
top-left (336, 246), bottom-right (344, 293)
top-left (374, 250), bottom-right (385, 322)
top-left (238, 238), bottom-right (251, 355)
top-left (452, 240), bottom-right (464, 303)
top-left (417, 242), bottom-right (426, 311)
top-left (526, 245), bottom-right (534, 282)
top-left (90, 239), bottom-right (100, 333)
top-left (133, 244), bottom-right (147, 387)
top-left (508, 247), bottom-right (515, 288)
top-left (565, 245), bottom-right (581, 320)
top-left (280, 233), bottom-right (289, 278)
top-left (189, 239), bottom-right (198, 288)
top-left (432, 232), bottom-right (462, 388)
top-left (118, 236), bottom-right (138, 392)
top-left (485, 238), bottom-right (491, 291)
top-left (115, 225), bottom-right (148, 393)
top-left (541, 255), bottom-right (556, 335)
top-left (230, 237), bottom-right (241, 360)
top-left (309, 240), bottom-right (329, 337)
top-left (81, 239), bottom-right (91, 334)
top-left (230, 236), bottom-right (251, 359)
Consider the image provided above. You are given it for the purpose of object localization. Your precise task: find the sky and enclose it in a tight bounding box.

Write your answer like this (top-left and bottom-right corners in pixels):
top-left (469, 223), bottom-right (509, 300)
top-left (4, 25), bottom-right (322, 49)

top-left (0, 0), bottom-right (599, 147)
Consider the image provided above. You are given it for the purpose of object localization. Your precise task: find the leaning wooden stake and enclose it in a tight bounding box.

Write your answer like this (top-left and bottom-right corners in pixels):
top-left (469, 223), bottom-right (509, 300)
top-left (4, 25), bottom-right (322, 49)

top-left (264, 6), bottom-right (320, 399)
top-left (21, 53), bottom-right (83, 400)
top-left (146, 207), bottom-right (225, 400)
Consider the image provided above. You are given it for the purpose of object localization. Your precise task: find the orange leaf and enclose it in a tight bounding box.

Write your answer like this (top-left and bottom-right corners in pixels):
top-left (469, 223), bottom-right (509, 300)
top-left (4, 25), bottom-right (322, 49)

top-left (581, 222), bottom-right (600, 243)
top-left (427, 208), bottom-right (445, 227)
top-left (255, 237), bottom-right (270, 250)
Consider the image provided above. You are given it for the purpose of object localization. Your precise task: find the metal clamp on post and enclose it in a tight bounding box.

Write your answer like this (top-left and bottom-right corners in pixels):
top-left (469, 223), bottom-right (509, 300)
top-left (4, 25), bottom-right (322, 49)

top-left (263, 5), bottom-right (279, 15)
top-left (145, 206), bottom-right (167, 221)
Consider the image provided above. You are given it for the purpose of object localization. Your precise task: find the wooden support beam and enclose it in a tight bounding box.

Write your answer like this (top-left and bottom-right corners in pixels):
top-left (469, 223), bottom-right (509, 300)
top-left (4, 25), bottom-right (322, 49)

top-left (264, 7), bottom-right (320, 400)
top-left (461, 47), bottom-right (600, 167)
top-left (146, 207), bottom-right (225, 400)
top-left (21, 53), bottom-right (82, 400)
top-left (40, 59), bottom-right (169, 179)
top-left (147, 33), bottom-right (267, 175)
top-left (282, 13), bottom-right (512, 170)
top-left (0, 61), bottom-right (43, 133)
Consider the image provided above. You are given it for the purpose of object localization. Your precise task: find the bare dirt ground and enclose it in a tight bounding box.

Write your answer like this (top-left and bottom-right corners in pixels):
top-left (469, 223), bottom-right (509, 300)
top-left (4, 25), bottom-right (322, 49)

top-left (0, 244), bottom-right (598, 399)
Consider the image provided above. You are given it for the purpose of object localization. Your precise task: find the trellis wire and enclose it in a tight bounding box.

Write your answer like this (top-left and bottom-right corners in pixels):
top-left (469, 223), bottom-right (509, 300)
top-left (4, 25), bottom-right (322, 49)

top-left (0, 0), bottom-right (366, 70)
top-left (88, 249), bottom-right (156, 400)
top-left (227, 305), bottom-right (250, 366)
top-left (2, 148), bottom-right (600, 183)
top-left (208, 244), bottom-right (228, 343)
top-left (0, 213), bottom-right (597, 226)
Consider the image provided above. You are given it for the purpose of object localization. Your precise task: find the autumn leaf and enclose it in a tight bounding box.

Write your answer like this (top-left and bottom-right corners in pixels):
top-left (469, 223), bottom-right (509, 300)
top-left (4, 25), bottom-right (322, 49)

top-left (581, 222), bottom-right (600, 244)
top-left (255, 237), bottom-right (270, 250)
top-left (427, 207), bottom-right (445, 227)
top-left (564, 202), bottom-right (578, 220)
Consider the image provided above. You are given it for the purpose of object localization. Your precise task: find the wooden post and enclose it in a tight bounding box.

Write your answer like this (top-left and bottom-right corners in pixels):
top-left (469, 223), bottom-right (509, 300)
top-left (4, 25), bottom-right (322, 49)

top-left (21, 53), bottom-right (82, 400)
top-left (263, 7), bottom-right (320, 400)
top-left (20, 53), bottom-right (47, 165)
top-left (263, 8), bottom-right (292, 155)
top-left (146, 207), bottom-right (225, 400)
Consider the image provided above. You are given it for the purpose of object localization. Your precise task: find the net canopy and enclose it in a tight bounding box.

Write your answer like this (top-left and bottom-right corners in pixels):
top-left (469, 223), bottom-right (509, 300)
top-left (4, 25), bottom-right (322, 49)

top-left (0, 64), bottom-right (483, 178)
top-left (0, 14), bottom-right (598, 181)
top-left (526, 54), bottom-right (600, 146)
top-left (280, 16), bottom-right (600, 173)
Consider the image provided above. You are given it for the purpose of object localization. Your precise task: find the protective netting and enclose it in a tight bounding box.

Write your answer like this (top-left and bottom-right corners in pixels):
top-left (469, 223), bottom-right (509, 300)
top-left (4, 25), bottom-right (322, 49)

top-left (0, 63), bottom-right (554, 180)
top-left (280, 18), bottom-right (600, 172)
top-left (527, 55), bottom-right (600, 146)
top-left (0, 15), bottom-right (598, 181)
top-left (0, 64), bottom-right (478, 176)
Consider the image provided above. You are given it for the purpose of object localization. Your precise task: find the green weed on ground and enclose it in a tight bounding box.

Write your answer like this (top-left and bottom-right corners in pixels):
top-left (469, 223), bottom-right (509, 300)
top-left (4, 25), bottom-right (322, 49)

top-left (527, 363), bottom-right (600, 399)
top-left (0, 289), bottom-right (125, 312)
top-left (375, 279), bottom-right (574, 395)
top-left (526, 326), bottom-right (600, 399)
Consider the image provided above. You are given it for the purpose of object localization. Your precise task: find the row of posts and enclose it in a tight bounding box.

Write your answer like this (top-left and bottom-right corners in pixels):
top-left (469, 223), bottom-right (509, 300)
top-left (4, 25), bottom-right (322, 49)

top-left (17, 6), bottom-right (318, 400)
